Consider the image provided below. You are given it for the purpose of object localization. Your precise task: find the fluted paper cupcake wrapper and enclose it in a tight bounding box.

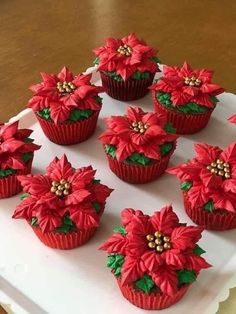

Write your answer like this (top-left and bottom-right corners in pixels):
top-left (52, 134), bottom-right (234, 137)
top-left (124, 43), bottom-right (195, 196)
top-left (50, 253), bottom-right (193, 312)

top-left (117, 280), bottom-right (189, 310)
top-left (183, 192), bottom-right (236, 230)
top-left (32, 226), bottom-right (97, 250)
top-left (152, 92), bottom-right (213, 134)
top-left (36, 110), bottom-right (100, 145)
top-left (0, 158), bottom-right (33, 199)
top-left (106, 147), bottom-right (175, 184)
top-left (100, 72), bottom-right (155, 101)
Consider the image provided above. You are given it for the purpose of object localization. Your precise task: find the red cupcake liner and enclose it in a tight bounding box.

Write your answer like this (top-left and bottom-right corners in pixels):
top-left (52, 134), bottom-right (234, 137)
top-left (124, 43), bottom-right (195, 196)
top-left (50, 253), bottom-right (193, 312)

top-left (152, 92), bottom-right (213, 134)
top-left (117, 279), bottom-right (189, 310)
top-left (36, 110), bottom-right (100, 145)
top-left (32, 226), bottom-right (97, 249)
top-left (0, 158), bottom-right (33, 199)
top-left (183, 192), bottom-right (236, 230)
top-left (100, 72), bottom-right (155, 101)
top-left (106, 146), bottom-right (176, 184)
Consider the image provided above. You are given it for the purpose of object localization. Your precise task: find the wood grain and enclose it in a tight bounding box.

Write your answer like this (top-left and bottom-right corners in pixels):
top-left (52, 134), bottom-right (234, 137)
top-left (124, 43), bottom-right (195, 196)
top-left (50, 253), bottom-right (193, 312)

top-left (0, 0), bottom-right (236, 122)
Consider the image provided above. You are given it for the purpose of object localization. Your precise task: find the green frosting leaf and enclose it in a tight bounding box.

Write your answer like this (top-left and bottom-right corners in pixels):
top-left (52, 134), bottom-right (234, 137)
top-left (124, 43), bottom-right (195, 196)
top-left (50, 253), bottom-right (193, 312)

top-left (180, 181), bottom-right (192, 191)
top-left (93, 179), bottom-right (101, 184)
top-left (24, 137), bottom-right (34, 143)
top-left (177, 102), bottom-right (207, 114)
top-left (106, 71), bottom-right (123, 82)
top-left (211, 95), bottom-right (219, 103)
top-left (159, 142), bottom-right (173, 156)
top-left (106, 70), bottom-right (150, 81)
top-left (69, 109), bottom-right (93, 122)
top-left (127, 153), bottom-right (151, 166)
top-left (94, 95), bottom-right (103, 104)
top-left (151, 56), bottom-right (161, 64)
top-left (132, 71), bottom-right (150, 80)
top-left (157, 91), bottom-right (210, 114)
top-left (105, 144), bottom-right (117, 158)
top-left (204, 200), bottom-right (215, 213)
top-left (164, 123), bottom-right (176, 134)
top-left (56, 215), bottom-right (76, 233)
top-left (20, 193), bottom-right (30, 200)
top-left (92, 202), bottom-right (102, 213)
top-left (106, 254), bottom-right (125, 277)
top-left (106, 143), bottom-right (173, 165)
top-left (134, 274), bottom-right (155, 294)
top-left (193, 245), bottom-right (206, 256)
top-left (178, 270), bottom-right (197, 285)
top-left (0, 168), bottom-right (16, 178)
top-left (113, 226), bottom-right (127, 235)
top-left (38, 108), bottom-right (51, 120)
top-left (93, 57), bottom-right (100, 66)
top-left (22, 152), bottom-right (33, 163)
top-left (31, 217), bottom-right (38, 226)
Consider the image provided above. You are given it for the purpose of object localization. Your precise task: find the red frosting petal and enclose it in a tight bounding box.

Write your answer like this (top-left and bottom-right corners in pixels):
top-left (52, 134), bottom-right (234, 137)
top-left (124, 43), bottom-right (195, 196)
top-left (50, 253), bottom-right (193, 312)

top-left (150, 205), bottom-right (179, 235)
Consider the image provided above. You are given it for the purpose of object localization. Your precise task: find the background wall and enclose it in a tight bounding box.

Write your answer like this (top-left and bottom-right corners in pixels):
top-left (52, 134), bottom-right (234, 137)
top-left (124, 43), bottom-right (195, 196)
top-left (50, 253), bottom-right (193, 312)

top-left (0, 0), bottom-right (236, 122)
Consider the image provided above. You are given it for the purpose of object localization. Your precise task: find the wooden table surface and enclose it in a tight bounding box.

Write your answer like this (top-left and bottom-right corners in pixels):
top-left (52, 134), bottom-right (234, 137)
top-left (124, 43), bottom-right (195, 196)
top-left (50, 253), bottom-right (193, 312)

top-left (0, 1), bottom-right (235, 313)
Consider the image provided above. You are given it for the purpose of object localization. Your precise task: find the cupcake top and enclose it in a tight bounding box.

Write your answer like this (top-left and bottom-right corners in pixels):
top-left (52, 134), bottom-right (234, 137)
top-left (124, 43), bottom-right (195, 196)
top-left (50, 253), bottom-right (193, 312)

top-left (228, 115), bottom-right (236, 124)
top-left (168, 142), bottom-right (236, 213)
top-left (100, 205), bottom-right (210, 296)
top-left (13, 155), bottom-right (113, 232)
top-left (0, 121), bottom-right (40, 177)
top-left (150, 62), bottom-right (224, 114)
top-left (93, 33), bottom-right (160, 81)
top-left (27, 67), bottom-right (105, 124)
top-left (99, 106), bottom-right (177, 165)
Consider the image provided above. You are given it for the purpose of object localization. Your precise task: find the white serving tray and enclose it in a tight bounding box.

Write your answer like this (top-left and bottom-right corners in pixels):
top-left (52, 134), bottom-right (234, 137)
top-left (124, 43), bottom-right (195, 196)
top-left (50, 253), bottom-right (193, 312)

top-left (0, 67), bottom-right (236, 314)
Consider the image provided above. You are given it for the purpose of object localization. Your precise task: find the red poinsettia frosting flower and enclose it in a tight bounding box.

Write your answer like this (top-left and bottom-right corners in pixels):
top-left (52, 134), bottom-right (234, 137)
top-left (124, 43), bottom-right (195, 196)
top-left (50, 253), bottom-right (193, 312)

top-left (99, 106), bottom-right (177, 162)
top-left (27, 67), bottom-right (105, 124)
top-left (93, 33), bottom-right (160, 80)
top-left (167, 142), bottom-right (236, 212)
top-left (150, 62), bottom-right (224, 108)
top-left (100, 206), bottom-right (210, 296)
top-left (0, 121), bottom-right (40, 170)
top-left (13, 155), bottom-right (113, 232)
top-left (228, 115), bottom-right (236, 125)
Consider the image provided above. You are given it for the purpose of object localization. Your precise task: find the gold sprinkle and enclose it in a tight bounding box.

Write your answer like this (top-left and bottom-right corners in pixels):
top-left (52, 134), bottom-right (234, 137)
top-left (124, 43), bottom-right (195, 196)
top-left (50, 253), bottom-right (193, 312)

top-left (146, 234), bottom-right (154, 241)
top-left (154, 231), bottom-right (162, 238)
top-left (163, 236), bottom-right (170, 242)
top-left (164, 243), bottom-right (171, 250)
top-left (218, 170), bottom-right (224, 176)
top-left (155, 238), bottom-right (162, 245)
top-left (148, 242), bottom-right (156, 249)
top-left (56, 190), bottom-right (63, 196)
top-left (50, 186), bottom-right (57, 193)
top-left (156, 245), bottom-right (164, 252)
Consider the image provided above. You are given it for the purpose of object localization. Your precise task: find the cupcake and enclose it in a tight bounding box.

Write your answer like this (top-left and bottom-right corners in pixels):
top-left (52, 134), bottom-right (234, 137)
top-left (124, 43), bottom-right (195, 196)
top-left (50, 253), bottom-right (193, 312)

top-left (167, 142), bottom-right (236, 230)
top-left (12, 155), bottom-right (113, 249)
top-left (150, 62), bottom-right (224, 134)
top-left (93, 33), bottom-right (160, 101)
top-left (0, 121), bottom-right (40, 198)
top-left (27, 67), bottom-right (104, 145)
top-left (100, 205), bottom-right (210, 310)
top-left (99, 106), bottom-right (177, 184)
top-left (228, 115), bottom-right (236, 124)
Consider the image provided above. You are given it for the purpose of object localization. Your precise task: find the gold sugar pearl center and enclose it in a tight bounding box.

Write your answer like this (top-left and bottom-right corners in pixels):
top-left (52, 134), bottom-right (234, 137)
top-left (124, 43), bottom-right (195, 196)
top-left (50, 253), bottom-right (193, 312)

top-left (146, 231), bottom-right (171, 253)
top-left (50, 179), bottom-right (71, 197)
top-left (206, 159), bottom-right (231, 179)
top-left (184, 76), bottom-right (202, 87)
top-left (131, 121), bottom-right (149, 134)
top-left (57, 81), bottom-right (76, 94)
top-left (117, 44), bottom-right (132, 56)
